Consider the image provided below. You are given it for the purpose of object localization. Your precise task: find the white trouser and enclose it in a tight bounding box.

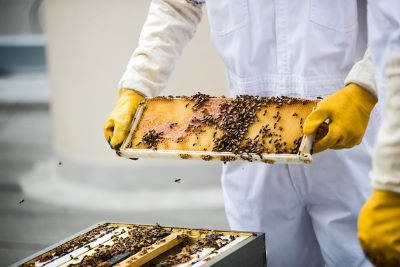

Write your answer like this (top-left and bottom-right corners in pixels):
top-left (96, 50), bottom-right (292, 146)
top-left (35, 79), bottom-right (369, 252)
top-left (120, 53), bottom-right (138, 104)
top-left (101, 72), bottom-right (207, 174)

top-left (221, 109), bottom-right (381, 267)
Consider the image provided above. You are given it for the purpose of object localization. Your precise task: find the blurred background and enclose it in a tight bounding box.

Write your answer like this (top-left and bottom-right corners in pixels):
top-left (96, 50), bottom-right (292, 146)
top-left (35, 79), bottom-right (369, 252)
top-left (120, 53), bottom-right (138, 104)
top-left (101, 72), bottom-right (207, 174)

top-left (0, 0), bottom-right (229, 265)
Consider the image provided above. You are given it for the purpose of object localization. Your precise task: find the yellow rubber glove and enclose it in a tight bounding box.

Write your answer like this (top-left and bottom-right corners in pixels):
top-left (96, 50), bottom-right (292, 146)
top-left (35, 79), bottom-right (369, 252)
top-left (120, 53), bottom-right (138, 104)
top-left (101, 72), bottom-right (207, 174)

top-left (303, 83), bottom-right (377, 153)
top-left (358, 189), bottom-right (400, 267)
top-left (104, 88), bottom-right (144, 149)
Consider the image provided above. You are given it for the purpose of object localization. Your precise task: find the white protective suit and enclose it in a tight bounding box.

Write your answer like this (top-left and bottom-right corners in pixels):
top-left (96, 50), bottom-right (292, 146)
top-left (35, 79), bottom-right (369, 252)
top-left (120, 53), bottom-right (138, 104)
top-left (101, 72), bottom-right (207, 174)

top-left (368, 1), bottom-right (400, 193)
top-left (120, 1), bottom-right (381, 266)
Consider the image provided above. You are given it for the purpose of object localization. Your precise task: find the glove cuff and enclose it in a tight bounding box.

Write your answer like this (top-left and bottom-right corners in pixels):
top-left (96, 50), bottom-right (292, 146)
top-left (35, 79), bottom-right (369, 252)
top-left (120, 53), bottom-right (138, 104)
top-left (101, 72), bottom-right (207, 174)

top-left (119, 88), bottom-right (146, 99)
top-left (372, 188), bottom-right (400, 202)
top-left (344, 83), bottom-right (377, 112)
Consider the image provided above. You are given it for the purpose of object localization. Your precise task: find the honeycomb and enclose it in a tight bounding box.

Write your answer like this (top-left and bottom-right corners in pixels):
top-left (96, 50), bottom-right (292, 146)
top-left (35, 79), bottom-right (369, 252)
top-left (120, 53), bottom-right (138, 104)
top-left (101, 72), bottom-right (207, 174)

top-left (126, 94), bottom-right (318, 156)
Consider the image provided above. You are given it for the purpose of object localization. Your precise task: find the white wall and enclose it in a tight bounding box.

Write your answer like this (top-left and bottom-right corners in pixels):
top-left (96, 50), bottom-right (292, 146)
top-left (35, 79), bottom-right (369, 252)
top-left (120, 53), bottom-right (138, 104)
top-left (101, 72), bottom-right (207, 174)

top-left (44, 0), bottom-right (228, 164)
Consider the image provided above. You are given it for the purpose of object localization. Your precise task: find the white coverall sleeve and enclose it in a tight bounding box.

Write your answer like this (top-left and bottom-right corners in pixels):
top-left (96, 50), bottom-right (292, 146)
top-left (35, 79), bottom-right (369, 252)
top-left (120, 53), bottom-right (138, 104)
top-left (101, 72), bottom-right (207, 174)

top-left (344, 48), bottom-right (378, 98)
top-left (370, 56), bottom-right (400, 193)
top-left (367, 0), bottom-right (400, 193)
top-left (119, 0), bottom-right (203, 97)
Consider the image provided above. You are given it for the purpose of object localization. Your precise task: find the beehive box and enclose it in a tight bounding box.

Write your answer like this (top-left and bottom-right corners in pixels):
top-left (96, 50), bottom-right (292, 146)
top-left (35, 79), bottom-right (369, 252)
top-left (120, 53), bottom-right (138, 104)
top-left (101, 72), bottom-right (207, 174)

top-left (12, 223), bottom-right (266, 267)
top-left (118, 93), bottom-right (319, 164)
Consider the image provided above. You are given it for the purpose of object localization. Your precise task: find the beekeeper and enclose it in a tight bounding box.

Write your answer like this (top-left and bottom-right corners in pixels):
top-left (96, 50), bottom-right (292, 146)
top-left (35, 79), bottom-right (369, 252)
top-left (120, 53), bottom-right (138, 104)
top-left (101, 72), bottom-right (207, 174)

top-left (357, 1), bottom-right (400, 266)
top-left (104, 1), bottom-right (380, 266)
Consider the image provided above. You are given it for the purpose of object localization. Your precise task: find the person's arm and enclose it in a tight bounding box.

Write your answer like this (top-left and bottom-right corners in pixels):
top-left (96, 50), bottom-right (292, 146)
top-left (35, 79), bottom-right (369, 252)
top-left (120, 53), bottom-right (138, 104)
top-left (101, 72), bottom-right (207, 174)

top-left (358, 55), bottom-right (400, 267)
top-left (303, 48), bottom-right (377, 153)
top-left (104, 0), bottom-right (203, 148)
top-left (371, 56), bottom-right (400, 192)
top-left (367, 0), bottom-right (400, 191)
top-left (119, 0), bottom-right (203, 96)
top-left (357, 2), bottom-right (400, 265)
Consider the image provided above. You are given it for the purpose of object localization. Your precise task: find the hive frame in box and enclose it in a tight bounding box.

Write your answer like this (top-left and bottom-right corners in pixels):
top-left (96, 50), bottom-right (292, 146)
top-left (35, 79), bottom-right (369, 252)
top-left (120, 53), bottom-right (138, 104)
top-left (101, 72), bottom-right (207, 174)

top-left (11, 222), bottom-right (267, 267)
top-left (10, 223), bottom-right (104, 267)
top-left (119, 98), bottom-right (315, 164)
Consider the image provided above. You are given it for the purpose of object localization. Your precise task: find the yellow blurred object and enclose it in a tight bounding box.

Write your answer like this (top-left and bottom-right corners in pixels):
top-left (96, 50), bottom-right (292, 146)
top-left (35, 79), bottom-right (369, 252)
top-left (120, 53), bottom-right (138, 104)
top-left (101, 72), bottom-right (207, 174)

top-left (104, 88), bottom-right (145, 149)
top-left (358, 189), bottom-right (400, 267)
top-left (303, 83), bottom-right (377, 153)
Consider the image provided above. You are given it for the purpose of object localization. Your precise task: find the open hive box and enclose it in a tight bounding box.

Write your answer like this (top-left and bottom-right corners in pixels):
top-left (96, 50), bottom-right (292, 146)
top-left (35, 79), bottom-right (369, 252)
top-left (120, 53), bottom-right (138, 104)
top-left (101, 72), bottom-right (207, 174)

top-left (13, 223), bottom-right (266, 267)
top-left (119, 93), bottom-right (319, 164)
